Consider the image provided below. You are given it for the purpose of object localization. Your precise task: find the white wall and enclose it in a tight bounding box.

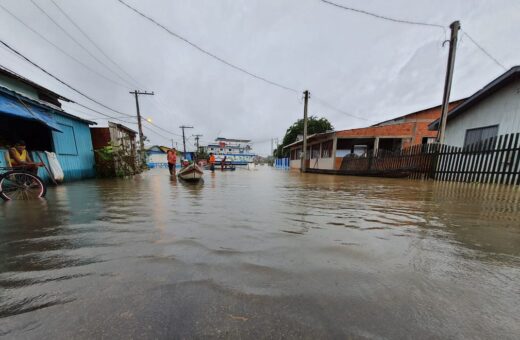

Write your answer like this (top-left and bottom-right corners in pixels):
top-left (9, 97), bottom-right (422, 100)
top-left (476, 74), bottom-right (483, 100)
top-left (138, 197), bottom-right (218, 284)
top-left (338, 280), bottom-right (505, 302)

top-left (445, 79), bottom-right (520, 147)
top-left (309, 157), bottom-right (334, 170)
top-left (148, 153), bottom-right (167, 164)
top-left (290, 159), bottom-right (300, 169)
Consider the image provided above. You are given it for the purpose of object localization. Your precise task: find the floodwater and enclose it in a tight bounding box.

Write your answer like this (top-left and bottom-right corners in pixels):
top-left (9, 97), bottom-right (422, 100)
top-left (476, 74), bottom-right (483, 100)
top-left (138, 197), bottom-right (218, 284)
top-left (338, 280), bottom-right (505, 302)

top-left (1, 167), bottom-right (519, 339)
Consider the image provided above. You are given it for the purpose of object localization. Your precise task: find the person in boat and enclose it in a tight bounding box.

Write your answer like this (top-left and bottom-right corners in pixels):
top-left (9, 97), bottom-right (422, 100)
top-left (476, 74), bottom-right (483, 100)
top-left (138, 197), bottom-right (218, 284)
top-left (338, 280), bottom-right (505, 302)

top-left (221, 156), bottom-right (227, 171)
top-left (208, 153), bottom-right (216, 172)
top-left (167, 148), bottom-right (177, 175)
top-left (8, 140), bottom-right (44, 175)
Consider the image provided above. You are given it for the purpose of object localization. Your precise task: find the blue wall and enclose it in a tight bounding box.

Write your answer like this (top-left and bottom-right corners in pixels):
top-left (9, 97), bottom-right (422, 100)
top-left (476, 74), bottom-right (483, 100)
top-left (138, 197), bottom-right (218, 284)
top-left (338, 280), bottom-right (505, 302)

top-left (51, 113), bottom-right (96, 181)
top-left (274, 158), bottom-right (290, 169)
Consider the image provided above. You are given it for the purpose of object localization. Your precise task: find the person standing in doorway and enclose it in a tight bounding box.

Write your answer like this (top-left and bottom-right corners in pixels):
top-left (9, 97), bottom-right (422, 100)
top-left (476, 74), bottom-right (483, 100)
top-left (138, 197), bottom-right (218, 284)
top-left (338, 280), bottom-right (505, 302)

top-left (167, 148), bottom-right (177, 175)
top-left (208, 153), bottom-right (216, 172)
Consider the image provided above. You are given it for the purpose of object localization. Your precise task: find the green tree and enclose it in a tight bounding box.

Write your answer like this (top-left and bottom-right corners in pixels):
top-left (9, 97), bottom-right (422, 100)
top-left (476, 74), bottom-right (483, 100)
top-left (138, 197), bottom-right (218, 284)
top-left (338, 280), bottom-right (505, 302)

top-left (274, 116), bottom-right (333, 157)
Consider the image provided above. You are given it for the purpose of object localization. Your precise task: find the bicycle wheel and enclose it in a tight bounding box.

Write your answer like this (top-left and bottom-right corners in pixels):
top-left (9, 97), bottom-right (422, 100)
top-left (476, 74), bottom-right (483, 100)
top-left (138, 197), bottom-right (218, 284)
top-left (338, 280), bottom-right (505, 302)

top-left (0, 171), bottom-right (47, 201)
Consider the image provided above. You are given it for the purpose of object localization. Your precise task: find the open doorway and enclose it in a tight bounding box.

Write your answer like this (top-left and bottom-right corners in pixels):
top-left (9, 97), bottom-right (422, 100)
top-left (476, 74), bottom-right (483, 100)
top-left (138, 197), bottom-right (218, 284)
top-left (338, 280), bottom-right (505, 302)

top-left (0, 115), bottom-right (54, 151)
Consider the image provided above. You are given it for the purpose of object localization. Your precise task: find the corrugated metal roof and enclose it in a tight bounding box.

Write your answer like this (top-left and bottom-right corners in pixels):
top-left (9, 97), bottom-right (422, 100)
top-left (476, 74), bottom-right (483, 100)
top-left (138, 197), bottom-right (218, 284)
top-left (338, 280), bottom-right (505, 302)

top-left (0, 84), bottom-right (96, 126)
top-left (0, 65), bottom-right (72, 103)
top-left (374, 98), bottom-right (466, 127)
top-left (429, 66), bottom-right (520, 130)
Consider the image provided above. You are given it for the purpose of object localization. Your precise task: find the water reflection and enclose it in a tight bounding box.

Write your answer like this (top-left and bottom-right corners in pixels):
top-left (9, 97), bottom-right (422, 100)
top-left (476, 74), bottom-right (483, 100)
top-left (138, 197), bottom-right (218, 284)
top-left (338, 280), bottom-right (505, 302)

top-left (0, 168), bottom-right (519, 338)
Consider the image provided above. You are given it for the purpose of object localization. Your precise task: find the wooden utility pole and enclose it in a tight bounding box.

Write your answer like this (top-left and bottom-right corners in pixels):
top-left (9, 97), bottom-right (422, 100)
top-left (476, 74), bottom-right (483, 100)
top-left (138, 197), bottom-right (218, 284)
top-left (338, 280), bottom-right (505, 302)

top-left (437, 21), bottom-right (460, 144)
top-left (193, 134), bottom-right (203, 151)
top-left (301, 90), bottom-right (310, 172)
top-left (179, 125), bottom-right (193, 159)
top-left (193, 134), bottom-right (203, 160)
top-left (129, 90), bottom-right (154, 166)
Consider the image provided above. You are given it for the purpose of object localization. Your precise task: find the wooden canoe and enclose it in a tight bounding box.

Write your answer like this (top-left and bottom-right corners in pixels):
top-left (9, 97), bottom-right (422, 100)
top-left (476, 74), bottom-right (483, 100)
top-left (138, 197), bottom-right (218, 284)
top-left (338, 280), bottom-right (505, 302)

top-left (177, 163), bottom-right (204, 182)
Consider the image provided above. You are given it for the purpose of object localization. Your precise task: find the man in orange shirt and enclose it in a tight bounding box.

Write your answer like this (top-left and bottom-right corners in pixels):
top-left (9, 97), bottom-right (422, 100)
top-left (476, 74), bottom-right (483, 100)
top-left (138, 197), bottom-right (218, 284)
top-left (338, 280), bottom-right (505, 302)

top-left (167, 148), bottom-right (177, 175)
top-left (208, 153), bottom-right (216, 172)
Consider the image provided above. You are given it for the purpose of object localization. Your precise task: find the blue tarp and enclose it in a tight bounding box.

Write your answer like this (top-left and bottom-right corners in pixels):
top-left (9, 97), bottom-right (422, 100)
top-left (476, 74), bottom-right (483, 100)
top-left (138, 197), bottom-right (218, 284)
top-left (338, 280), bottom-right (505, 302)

top-left (0, 92), bottom-right (63, 132)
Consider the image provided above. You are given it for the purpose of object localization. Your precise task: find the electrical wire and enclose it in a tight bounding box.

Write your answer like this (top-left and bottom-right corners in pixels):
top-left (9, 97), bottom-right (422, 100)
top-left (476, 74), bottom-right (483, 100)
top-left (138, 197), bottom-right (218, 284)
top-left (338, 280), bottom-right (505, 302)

top-left (312, 95), bottom-right (376, 122)
top-left (320, 0), bottom-right (446, 32)
top-left (49, 0), bottom-right (146, 89)
top-left (0, 2), bottom-right (130, 89)
top-left (461, 29), bottom-right (507, 71)
top-left (142, 124), bottom-right (172, 140)
top-left (50, 0), bottom-right (191, 127)
top-left (89, 115), bottom-right (137, 120)
top-left (116, 0), bottom-right (299, 93)
top-left (30, 0), bottom-right (136, 89)
top-left (0, 39), bottom-right (133, 117)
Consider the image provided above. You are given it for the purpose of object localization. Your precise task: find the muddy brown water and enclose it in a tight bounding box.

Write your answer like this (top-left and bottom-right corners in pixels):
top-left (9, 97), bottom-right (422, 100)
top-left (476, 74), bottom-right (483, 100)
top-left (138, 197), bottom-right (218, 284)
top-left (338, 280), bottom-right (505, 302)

top-left (1, 167), bottom-right (519, 339)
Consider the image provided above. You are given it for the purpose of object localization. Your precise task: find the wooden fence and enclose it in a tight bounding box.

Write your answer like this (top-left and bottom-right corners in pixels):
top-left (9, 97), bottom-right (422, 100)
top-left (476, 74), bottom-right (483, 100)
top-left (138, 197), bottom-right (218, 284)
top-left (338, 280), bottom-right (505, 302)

top-left (339, 133), bottom-right (520, 185)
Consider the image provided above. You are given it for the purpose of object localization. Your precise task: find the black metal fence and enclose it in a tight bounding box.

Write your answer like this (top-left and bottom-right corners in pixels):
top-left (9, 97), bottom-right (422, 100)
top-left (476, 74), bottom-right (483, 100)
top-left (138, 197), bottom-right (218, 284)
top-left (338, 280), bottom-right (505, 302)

top-left (339, 133), bottom-right (520, 185)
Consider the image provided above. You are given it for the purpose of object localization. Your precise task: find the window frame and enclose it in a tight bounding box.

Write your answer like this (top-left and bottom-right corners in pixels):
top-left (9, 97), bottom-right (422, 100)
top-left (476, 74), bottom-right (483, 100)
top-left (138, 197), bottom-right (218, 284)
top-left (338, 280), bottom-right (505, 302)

top-left (55, 123), bottom-right (78, 156)
top-left (463, 124), bottom-right (499, 147)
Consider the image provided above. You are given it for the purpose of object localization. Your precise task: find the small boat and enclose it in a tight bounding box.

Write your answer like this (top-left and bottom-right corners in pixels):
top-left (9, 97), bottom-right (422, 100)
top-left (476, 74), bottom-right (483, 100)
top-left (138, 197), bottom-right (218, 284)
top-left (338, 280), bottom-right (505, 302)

top-left (177, 163), bottom-right (204, 182)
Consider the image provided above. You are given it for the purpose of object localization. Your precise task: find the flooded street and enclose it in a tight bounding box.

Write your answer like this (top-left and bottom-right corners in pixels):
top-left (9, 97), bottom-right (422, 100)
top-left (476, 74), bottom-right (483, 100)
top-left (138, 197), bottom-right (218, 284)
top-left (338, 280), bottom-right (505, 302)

top-left (1, 167), bottom-right (519, 339)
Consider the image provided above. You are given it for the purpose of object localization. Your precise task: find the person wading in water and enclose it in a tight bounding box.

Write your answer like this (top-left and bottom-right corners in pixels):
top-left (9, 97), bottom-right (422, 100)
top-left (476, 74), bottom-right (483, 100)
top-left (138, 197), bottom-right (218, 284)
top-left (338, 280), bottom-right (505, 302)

top-left (167, 148), bottom-right (177, 175)
top-left (208, 153), bottom-right (216, 172)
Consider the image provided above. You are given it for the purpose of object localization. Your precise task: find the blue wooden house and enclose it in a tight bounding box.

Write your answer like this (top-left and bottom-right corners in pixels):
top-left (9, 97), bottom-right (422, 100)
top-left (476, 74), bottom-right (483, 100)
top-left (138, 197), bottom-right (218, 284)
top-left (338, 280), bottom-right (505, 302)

top-left (0, 67), bottom-right (96, 182)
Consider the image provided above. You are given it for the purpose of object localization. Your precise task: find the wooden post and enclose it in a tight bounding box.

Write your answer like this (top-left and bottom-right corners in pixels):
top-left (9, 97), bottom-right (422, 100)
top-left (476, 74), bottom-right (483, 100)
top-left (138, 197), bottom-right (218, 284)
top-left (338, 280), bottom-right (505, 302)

top-left (301, 90), bottom-right (309, 172)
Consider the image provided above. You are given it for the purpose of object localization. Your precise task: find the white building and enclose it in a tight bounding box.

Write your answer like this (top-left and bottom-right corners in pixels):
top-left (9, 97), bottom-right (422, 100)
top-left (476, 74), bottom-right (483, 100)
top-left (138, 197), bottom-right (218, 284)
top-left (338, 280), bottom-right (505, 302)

top-left (204, 137), bottom-right (255, 165)
top-left (430, 66), bottom-right (520, 147)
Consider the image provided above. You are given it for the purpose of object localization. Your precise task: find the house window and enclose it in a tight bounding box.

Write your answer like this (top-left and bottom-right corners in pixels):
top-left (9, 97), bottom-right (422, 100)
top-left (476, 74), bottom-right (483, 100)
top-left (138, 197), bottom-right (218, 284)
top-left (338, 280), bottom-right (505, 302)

top-left (464, 125), bottom-right (498, 147)
top-left (422, 137), bottom-right (436, 144)
top-left (321, 140), bottom-right (333, 158)
top-left (54, 123), bottom-right (78, 155)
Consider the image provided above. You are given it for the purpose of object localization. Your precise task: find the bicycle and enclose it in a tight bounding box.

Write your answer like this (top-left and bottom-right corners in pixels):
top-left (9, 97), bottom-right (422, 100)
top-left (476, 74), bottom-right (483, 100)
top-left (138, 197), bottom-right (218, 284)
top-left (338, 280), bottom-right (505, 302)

top-left (0, 166), bottom-right (47, 201)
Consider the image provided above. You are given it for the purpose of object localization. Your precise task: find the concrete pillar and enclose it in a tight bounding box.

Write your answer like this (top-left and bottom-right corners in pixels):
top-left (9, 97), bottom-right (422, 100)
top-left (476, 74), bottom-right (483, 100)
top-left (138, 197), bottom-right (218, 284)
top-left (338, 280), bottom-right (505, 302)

top-left (332, 137), bottom-right (338, 169)
top-left (373, 137), bottom-right (380, 156)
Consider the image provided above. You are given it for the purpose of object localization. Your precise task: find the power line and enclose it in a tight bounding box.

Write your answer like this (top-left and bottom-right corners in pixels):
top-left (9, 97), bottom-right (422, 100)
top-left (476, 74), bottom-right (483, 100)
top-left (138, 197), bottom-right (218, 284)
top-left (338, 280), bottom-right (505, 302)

top-left (49, 0), bottom-right (189, 126)
top-left (89, 115), bottom-right (137, 120)
top-left (142, 124), bottom-right (173, 141)
top-left (312, 95), bottom-right (376, 122)
top-left (0, 38), bottom-right (132, 117)
top-left (116, 0), bottom-right (299, 93)
top-left (0, 2), bottom-right (129, 89)
top-left (49, 0), bottom-right (145, 88)
top-left (461, 29), bottom-right (507, 71)
top-left (320, 0), bottom-right (446, 32)
top-left (30, 0), bottom-right (135, 88)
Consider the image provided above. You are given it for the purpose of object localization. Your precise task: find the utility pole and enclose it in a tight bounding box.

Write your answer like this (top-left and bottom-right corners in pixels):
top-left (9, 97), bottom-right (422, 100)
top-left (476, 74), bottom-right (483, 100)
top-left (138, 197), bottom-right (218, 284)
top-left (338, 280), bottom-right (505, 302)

top-left (193, 134), bottom-right (203, 151)
top-left (193, 134), bottom-right (203, 161)
top-left (179, 125), bottom-right (193, 159)
top-left (301, 90), bottom-right (310, 172)
top-left (437, 21), bottom-right (460, 144)
top-left (171, 139), bottom-right (174, 148)
top-left (129, 90), bottom-right (154, 166)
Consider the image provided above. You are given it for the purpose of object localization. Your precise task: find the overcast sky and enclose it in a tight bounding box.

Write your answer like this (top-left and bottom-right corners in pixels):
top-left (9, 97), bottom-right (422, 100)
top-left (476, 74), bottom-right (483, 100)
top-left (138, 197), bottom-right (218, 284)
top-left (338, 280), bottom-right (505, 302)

top-left (0, 0), bottom-right (518, 155)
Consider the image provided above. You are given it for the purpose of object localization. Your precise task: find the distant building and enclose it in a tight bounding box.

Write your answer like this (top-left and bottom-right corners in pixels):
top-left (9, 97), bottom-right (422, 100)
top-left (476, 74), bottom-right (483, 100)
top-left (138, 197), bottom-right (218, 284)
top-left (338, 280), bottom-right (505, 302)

top-left (203, 137), bottom-right (255, 165)
top-left (91, 122), bottom-right (140, 176)
top-left (146, 145), bottom-right (195, 168)
top-left (0, 66), bottom-right (96, 181)
top-left (285, 99), bottom-right (465, 171)
top-left (146, 145), bottom-right (170, 168)
top-left (430, 66), bottom-right (520, 147)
